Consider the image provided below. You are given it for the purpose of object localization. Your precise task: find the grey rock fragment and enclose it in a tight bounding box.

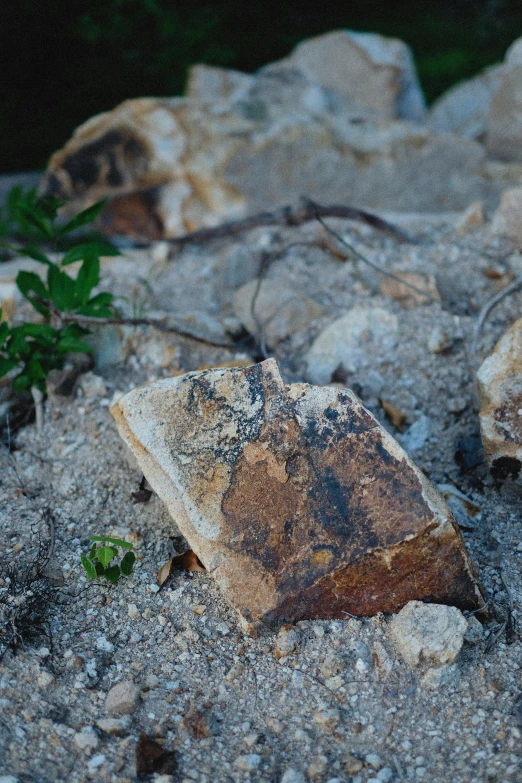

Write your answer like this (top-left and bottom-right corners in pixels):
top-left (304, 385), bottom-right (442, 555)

top-left (233, 279), bottom-right (323, 347)
top-left (73, 727), bottom-right (99, 753)
top-left (104, 680), bottom-right (139, 715)
top-left (401, 414), bottom-right (432, 454)
top-left (305, 307), bottom-right (399, 385)
top-left (387, 600), bottom-right (468, 668)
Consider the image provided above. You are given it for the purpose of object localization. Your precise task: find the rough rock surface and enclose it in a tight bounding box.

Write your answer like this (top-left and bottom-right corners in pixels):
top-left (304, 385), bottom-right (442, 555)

top-left (477, 317), bottom-right (522, 481)
top-left (489, 186), bottom-right (522, 247)
top-left (427, 64), bottom-right (504, 141)
top-left (387, 600), bottom-right (468, 668)
top-left (233, 279), bottom-right (324, 347)
top-left (39, 30), bottom-right (522, 239)
top-left (486, 64), bottom-right (522, 163)
top-left (111, 358), bottom-right (483, 632)
top-left (304, 307), bottom-right (399, 385)
top-left (40, 95), bottom-right (495, 241)
top-left (2, 206), bottom-right (522, 782)
top-left (269, 29), bottom-right (426, 121)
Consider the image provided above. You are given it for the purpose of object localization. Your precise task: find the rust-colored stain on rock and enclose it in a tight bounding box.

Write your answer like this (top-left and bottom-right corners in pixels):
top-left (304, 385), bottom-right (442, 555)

top-left (112, 359), bottom-right (484, 633)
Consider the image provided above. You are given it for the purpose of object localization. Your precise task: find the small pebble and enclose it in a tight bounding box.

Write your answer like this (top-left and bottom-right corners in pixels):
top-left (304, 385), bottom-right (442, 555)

top-left (234, 754), bottom-right (261, 771)
top-left (280, 769), bottom-right (306, 783)
top-left (37, 671), bottom-right (54, 689)
top-left (87, 754), bottom-right (106, 771)
top-left (74, 727), bottom-right (99, 753)
top-left (105, 680), bottom-right (139, 715)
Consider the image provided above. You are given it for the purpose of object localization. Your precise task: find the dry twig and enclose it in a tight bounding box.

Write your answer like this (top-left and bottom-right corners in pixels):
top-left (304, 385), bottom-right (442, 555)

top-left (28, 296), bottom-right (235, 350)
top-left (314, 214), bottom-right (437, 302)
top-left (471, 276), bottom-right (522, 369)
top-left (167, 199), bottom-right (415, 250)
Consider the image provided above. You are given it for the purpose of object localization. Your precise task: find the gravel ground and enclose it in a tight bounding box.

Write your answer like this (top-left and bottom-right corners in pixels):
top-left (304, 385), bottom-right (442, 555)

top-left (0, 212), bottom-right (521, 783)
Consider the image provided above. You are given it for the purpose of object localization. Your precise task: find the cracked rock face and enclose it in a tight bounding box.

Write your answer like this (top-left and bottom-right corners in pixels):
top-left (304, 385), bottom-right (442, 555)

top-left (111, 359), bottom-right (484, 633)
top-left (477, 318), bottom-right (522, 482)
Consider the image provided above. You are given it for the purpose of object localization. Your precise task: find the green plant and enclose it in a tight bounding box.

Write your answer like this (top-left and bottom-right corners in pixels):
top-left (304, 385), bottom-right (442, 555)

top-left (0, 194), bottom-right (119, 395)
top-left (81, 535), bottom-right (136, 584)
top-left (0, 185), bottom-right (43, 242)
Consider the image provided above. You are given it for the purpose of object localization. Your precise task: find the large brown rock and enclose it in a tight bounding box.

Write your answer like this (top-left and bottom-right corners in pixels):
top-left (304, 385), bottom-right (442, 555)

top-left (111, 359), bottom-right (483, 633)
top-left (477, 318), bottom-right (522, 482)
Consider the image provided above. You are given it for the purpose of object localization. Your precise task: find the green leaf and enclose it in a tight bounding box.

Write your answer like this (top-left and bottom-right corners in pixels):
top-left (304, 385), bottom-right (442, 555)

top-left (16, 270), bottom-right (50, 316)
top-left (0, 358), bottom-right (18, 377)
top-left (0, 318), bottom-right (9, 348)
top-left (89, 543), bottom-right (97, 560)
top-left (85, 292), bottom-right (113, 306)
top-left (88, 535), bottom-right (133, 549)
top-left (120, 551), bottom-right (136, 576)
top-left (76, 302), bottom-right (114, 318)
top-left (19, 244), bottom-right (53, 266)
top-left (12, 374), bottom-right (31, 392)
top-left (36, 196), bottom-right (63, 220)
top-left (58, 201), bottom-right (107, 237)
top-left (81, 555), bottom-right (97, 579)
top-left (104, 565), bottom-right (121, 584)
top-left (97, 546), bottom-right (115, 568)
top-left (20, 323), bottom-right (56, 342)
top-left (28, 357), bottom-right (46, 381)
top-left (55, 336), bottom-right (92, 354)
top-left (95, 561), bottom-right (105, 577)
top-left (16, 204), bottom-right (54, 239)
top-left (47, 264), bottom-right (76, 312)
top-left (74, 256), bottom-right (100, 305)
top-left (61, 240), bottom-right (120, 266)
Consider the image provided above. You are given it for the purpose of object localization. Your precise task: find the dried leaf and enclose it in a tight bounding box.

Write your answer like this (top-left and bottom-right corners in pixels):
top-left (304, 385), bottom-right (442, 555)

top-left (157, 559), bottom-right (172, 588)
top-left (132, 475), bottom-right (153, 504)
top-left (157, 549), bottom-right (205, 587)
top-left (380, 399), bottom-right (407, 431)
top-left (158, 549), bottom-right (206, 587)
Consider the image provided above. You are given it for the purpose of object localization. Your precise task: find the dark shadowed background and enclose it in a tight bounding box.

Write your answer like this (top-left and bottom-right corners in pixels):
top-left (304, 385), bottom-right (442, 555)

top-left (2, 0), bottom-right (522, 173)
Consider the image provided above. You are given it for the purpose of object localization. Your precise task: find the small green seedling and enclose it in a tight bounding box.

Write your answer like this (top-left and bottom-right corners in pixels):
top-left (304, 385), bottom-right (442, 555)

top-left (0, 190), bottom-right (119, 395)
top-left (81, 535), bottom-right (136, 584)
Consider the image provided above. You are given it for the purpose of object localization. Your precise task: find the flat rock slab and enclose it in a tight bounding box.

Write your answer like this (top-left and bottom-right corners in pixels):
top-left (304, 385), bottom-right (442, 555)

top-left (112, 359), bottom-right (484, 633)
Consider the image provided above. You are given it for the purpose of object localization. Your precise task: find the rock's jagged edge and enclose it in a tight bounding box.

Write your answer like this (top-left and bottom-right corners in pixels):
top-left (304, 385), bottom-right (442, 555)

top-left (111, 359), bottom-right (484, 635)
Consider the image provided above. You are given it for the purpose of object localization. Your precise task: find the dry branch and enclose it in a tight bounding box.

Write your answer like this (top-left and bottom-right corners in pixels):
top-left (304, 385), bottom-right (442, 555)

top-left (28, 297), bottom-right (236, 350)
top-left (167, 199), bottom-right (415, 249)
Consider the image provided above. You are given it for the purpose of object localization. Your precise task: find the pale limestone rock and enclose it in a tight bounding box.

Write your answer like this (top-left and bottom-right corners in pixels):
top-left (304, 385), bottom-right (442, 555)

top-left (274, 625), bottom-right (299, 659)
top-left (279, 30), bottom-right (426, 121)
top-left (477, 317), bottom-right (522, 481)
top-left (40, 29), bottom-right (510, 241)
top-left (74, 727), bottom-right (99, 753)
top-left (506, 37), bottom-right (522, 66)
top-left (96, 717), bottom-right (131, 736)
top-left (489, 187), bottom-right (522, 247)
top-left (379, 272), bottom-right (439, 307)
top-left (111, 359), bottom-right (483, 634)
top-left (487, 65), bottom-right (522, 162)
top-left (427, 64), bottom-right (504, 140)
top-left (233, 279), bottom-right (323, 347)
top-left (455, 200), bottom-right (485, 235)
top-left (420, 664), bottom-right (458, 690)
top-left (186, 64), bottom-right (255, 103)
top-left (305, 307), bottom-right (399, 385)
top-left (387, 601), bottom-right (468, 668)
top-left (104, 680), bottom-right (139, 715)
